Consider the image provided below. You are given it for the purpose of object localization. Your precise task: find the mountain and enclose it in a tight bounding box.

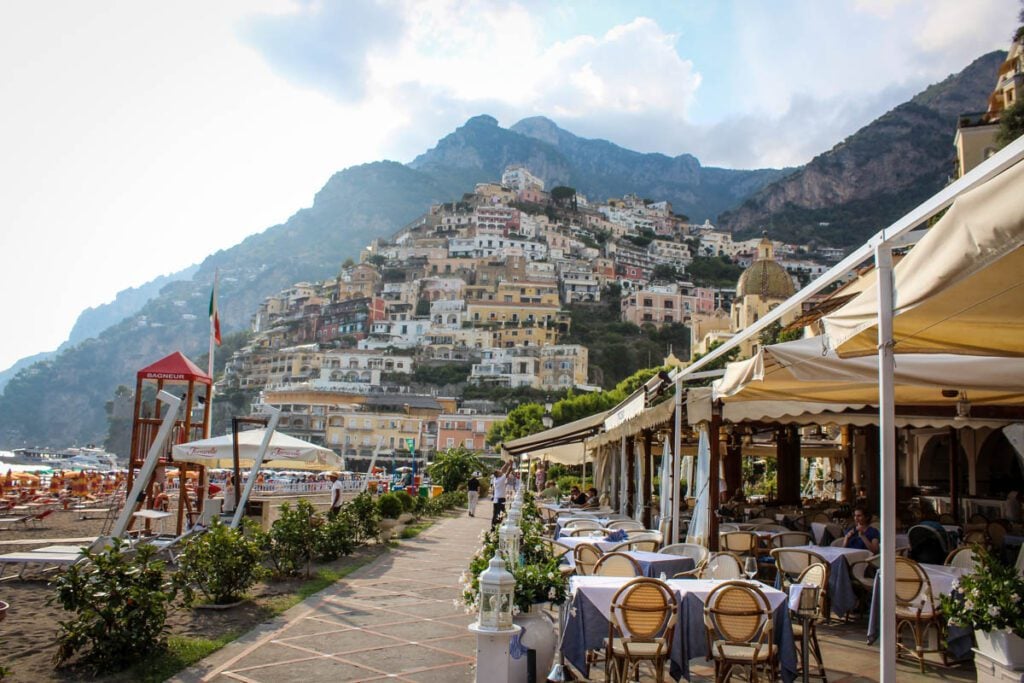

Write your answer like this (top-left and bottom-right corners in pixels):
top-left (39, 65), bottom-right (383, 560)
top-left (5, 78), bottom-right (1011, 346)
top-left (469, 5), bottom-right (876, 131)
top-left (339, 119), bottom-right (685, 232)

top-left (718, 51), bottom-right (1006, 245)
top-left (0, 162), bottom-right (457, 448)
top-left (411, 114), bottom-right (791, 221)
top-left (0, 266), bottom-right (198, 393)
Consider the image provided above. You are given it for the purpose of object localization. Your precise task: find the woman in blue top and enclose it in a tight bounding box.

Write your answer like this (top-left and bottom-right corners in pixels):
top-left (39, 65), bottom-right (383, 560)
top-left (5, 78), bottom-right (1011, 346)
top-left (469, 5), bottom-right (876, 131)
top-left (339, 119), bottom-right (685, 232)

top-left (842, 506), bottom-right (880, 554)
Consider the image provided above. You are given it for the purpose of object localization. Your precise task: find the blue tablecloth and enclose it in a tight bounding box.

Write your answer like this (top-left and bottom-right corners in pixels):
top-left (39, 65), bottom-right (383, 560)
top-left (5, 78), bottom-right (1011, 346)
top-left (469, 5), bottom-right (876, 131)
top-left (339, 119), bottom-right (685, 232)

top-left (781, 546), bottom-right (867, 618)
top-left (562, 579), bottom-right (798, 682)
top-left (625, 551), bottom-right (694, 579)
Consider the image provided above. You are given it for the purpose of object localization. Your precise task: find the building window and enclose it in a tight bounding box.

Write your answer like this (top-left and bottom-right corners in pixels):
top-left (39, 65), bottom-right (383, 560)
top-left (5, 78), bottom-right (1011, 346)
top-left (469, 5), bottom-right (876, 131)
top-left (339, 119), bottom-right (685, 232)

top-left (644, 298), bottom-right (653, 307)
top-left (447, 438), bottom-right (455, 447)
top-left (465, 439), bottom-right (474, 449)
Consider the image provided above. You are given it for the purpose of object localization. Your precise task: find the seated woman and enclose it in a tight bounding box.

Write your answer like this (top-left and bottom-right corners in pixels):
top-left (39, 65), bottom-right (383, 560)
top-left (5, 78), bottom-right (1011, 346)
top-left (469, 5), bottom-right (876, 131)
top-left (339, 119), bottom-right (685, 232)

top-left (842, 505), bottom-right (880, 554)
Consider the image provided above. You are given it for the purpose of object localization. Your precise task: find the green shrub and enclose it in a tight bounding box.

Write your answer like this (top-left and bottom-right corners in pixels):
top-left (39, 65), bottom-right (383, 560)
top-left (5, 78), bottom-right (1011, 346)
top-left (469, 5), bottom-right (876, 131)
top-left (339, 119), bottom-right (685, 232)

top-left (377, 493), bottom-right (403, 519)
top-left (412, 495), bottom-right (428, 516)
top-left (51, 539), bottom-right (176, 673)
top-left (315, 512), bottom-right (357, 561)
top-left (175, 519), bottom-right (267, 605)
top-left (339, 492), bottom-right (379, 542)
top-left (395, 490), bottom-right (415, 513)
top-left (264, 500), bottom-right (320, 578)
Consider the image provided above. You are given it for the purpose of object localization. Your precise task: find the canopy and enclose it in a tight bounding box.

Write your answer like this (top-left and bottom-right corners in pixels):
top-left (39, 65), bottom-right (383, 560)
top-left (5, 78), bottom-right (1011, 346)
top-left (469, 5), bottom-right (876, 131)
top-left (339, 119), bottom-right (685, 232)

top-left (713, 336), bottom-right (1024, 407)
top-left (172, 429), bottom-right (341, 470)
top-left (501, 409), bottom-right (610, 465)
top-left (824, 157), bottom-right (1024, 358)
top-left (137, 351), bottom-right (212, 384)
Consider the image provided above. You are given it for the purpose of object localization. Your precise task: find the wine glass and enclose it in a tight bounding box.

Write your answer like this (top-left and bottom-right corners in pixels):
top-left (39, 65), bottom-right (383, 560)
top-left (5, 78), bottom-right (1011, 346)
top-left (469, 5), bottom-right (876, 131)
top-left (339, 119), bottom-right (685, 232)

top-left (744, 556), bottom-right (758, 581)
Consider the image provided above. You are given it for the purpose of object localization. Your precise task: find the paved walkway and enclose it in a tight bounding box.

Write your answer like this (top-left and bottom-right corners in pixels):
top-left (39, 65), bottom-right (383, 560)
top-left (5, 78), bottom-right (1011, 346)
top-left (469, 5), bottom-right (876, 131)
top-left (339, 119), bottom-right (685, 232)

top-left (173, 508), bottom-right (489, 683)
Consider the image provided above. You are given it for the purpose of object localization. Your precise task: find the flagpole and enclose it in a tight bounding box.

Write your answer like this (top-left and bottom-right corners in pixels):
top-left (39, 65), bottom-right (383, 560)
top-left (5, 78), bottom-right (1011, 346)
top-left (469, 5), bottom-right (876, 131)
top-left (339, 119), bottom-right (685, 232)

top-left (207, 270), bottom-right (219, 418)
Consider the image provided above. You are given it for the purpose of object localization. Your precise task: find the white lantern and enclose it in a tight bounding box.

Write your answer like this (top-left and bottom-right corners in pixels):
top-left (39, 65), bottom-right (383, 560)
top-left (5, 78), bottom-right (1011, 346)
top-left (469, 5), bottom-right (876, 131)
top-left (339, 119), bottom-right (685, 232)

top-left (498, 516), bottom-right (522, 567)
top-left (507, 498), bottom-right (523, 526)
top-left (478, 556), bottom-right (516, 631)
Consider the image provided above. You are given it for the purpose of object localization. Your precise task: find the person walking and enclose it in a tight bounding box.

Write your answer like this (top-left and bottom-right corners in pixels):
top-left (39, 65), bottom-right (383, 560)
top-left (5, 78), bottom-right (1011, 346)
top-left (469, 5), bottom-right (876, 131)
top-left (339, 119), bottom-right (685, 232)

top-left (490, 461), bottom-right (514, 528)
top-left (467, 473), bottom-right (480, 517)
top-left (534, 461), bottom-right (546, 493)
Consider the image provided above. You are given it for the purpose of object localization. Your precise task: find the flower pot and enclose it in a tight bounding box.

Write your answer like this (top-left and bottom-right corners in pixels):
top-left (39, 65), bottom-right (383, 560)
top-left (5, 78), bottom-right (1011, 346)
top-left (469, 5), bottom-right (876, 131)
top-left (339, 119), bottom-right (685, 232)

top-left (379, 518), bottom-right (398, 542)
top-left (398, 512), bottom-right (414, 524)
top-left (509, 604), bottom-right (556, 683)
top-left (975, 629), bottom-right (1024, 667)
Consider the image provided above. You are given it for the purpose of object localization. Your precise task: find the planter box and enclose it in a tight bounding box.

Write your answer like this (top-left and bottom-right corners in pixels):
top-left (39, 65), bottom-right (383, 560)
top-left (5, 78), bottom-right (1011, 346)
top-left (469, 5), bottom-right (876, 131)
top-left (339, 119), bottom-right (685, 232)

top-left (976, 650), bottom-right (1024, 682)
top-left (977, 630), bottom-right (1024, 669)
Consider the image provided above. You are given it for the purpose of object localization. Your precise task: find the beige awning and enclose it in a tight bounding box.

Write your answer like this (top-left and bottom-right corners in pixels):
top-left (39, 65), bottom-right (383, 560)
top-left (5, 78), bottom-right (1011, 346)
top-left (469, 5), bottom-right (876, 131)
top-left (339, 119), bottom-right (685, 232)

top-left (714, 337), bottom-right (1024, 407)
top-left (502, 409), bottom-right (609, 457)
top-left (824, 157), bottom-right (1024, 357)
top-left (587, 399), bottom-right (676, 449)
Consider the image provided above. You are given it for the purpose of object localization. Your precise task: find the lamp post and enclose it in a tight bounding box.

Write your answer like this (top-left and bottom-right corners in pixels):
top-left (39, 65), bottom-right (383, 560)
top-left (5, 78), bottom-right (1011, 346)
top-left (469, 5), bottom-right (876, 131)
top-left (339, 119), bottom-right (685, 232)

top-left (542, 396), bottom-right (553, 430)
top-left (469, 556), bottom-right (520, 683)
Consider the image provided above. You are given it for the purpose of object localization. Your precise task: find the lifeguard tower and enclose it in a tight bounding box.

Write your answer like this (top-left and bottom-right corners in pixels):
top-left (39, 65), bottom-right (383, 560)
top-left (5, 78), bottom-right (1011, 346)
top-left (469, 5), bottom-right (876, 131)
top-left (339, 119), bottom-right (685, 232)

top-left (125, 351), bottom-right (212, 535)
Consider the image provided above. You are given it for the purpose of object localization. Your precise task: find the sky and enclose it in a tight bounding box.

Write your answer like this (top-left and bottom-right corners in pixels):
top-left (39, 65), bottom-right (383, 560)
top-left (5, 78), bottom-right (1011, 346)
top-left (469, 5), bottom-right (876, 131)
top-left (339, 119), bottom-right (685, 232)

top-left (0, 0), bottom-right (1017, 373)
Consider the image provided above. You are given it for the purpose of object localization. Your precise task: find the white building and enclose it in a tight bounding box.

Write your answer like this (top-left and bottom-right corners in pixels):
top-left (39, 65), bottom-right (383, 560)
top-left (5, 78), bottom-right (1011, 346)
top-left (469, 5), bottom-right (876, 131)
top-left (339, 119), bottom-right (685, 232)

top-left (501, 165), bottom-right (544, 192)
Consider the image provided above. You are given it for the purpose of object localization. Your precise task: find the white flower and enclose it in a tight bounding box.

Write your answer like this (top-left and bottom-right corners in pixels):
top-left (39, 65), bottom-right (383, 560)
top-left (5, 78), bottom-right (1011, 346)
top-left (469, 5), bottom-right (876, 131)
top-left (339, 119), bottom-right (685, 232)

top-left (512, 605), bottom-right (521, 615)
top-left (965, 599), bottom-right (974, 610)
top-left (951, 579), bottom-right (959, 591)
top-left (990, 605), bottom-right (1001, 617)
top-left (547, 572), bottom-right (555, 580)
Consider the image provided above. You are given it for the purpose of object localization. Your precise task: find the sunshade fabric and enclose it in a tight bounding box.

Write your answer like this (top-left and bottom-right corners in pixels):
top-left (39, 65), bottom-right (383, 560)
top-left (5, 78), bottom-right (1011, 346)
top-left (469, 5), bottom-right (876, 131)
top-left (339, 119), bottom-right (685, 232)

top-left (519, 441), bottom-right (589, 465)
top-left (713, 337), bottom-right (1024, 406)
top-left (587, 399), bottom-right (675, 449)
top-left (172, 429), bottom-right (341, 469)
top-left (824, 158), bottom-right (1024, 357)
top-left (502, 409), bottom-right (609, 455)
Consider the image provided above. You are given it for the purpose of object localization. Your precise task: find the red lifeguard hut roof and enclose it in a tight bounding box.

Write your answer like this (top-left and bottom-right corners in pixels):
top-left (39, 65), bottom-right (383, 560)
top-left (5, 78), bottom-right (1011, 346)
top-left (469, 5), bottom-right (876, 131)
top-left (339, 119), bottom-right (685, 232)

top-left (137, 351), bottom-right (212, 385)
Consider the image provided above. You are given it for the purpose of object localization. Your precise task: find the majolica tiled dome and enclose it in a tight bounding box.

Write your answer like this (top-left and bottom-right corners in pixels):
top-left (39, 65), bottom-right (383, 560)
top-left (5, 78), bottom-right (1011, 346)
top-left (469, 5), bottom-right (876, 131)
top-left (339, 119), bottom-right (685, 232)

top-left (736, 236), bottom-right (795, 299)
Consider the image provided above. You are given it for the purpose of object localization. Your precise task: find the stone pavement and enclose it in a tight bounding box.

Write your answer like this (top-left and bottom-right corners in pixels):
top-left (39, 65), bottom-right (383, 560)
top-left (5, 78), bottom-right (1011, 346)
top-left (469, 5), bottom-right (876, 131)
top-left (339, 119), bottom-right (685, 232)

top-left (173, 507), bottom-right (490, 683)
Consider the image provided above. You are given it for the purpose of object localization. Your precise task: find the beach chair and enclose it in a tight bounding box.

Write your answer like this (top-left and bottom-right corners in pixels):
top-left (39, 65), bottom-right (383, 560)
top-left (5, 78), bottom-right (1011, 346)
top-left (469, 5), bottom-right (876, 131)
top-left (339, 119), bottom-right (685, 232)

top-left (0, 515), bottom-right (31, 531)
top-left (28, 509), bottom-right (53, 527)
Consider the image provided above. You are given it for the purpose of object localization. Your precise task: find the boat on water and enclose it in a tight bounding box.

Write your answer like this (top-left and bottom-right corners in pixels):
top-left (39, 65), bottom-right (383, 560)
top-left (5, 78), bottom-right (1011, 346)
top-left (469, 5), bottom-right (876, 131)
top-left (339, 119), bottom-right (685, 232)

top-left (4, 445), bottom-right (119, 471)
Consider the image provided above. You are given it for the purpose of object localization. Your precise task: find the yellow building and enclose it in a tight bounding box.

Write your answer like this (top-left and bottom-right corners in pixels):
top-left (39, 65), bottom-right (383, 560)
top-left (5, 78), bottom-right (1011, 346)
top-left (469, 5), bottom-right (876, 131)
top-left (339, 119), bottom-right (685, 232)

top-left (538, 344), bottom-right (589, 388)
top-left (954, 39), bottom-right (1023, 177)
top-left (490, 323), bottom-right (561, 348)
top-left (730, 235), bottom-right (797, 357)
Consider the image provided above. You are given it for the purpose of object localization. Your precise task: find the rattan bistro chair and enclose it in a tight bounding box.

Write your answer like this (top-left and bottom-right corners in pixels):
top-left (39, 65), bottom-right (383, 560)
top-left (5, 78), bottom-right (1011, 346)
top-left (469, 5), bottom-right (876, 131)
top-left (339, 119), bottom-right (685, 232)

top-left (771, 531), bottom-right (813, 549)
top-left (606, 519), bottom-right (646, 531)
top-left (720, 531), bottom-right (759, 558)
top-left (944, 546), bottom-right (979, 571)
top-left (594, 552), bottom-right (644, 577)
top-left (573, 543), bottom-right (603, 576)
top-left (704, 581), bottom-right (777, 682)
top-left (894, 557), bottom-right (947, 673)
top-left (700, 552), bottom-right (745, 580)
top-left (660, 542), bottom-right (710, 567)
top-left (771, 548), bottom-right (827, 589)
top-left (605, 578), bottom-right (678, 683)
top-left (792, 563), bottom-right (829, 681)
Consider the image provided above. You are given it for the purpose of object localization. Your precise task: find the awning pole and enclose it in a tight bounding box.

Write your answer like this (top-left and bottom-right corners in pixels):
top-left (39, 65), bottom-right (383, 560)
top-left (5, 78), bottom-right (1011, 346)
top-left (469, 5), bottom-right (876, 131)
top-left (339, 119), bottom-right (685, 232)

top-left (876, 243), bottom-right (897, 682)
top-left (672, 384), bottom-right (683, 544)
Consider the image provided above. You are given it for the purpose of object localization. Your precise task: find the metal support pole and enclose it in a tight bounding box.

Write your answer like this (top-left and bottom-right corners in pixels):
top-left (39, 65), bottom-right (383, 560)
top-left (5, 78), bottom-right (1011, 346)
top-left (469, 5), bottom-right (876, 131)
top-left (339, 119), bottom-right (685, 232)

top-left (672, 383), bottom-right (683, 544)
top-left (876, 244), bottom-right (897, 683)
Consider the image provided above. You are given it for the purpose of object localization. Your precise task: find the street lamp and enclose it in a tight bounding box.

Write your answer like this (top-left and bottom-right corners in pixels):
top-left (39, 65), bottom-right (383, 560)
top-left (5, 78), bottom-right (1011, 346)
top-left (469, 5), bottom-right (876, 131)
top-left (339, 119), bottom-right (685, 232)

top-left (542, 396), bottom-right (553, 430)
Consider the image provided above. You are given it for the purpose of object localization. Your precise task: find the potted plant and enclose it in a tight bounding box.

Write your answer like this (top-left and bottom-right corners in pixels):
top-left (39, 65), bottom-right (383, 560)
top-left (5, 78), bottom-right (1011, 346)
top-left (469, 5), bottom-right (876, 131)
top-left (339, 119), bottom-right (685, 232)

top-left (940, 547), bottom-right (1024, 666)
top-left (377, 493), bottom-right (403, 541)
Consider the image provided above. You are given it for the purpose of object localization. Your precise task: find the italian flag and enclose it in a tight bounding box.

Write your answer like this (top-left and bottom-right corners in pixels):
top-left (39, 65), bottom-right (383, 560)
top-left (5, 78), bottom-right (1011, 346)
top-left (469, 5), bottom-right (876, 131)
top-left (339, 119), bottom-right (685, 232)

top-left (209, 274), bottom-right (221, 346)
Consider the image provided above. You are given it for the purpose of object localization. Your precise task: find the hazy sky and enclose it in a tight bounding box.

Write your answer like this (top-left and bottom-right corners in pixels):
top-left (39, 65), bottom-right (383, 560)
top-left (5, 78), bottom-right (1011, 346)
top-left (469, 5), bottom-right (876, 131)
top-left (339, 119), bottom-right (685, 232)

top-left (0, 0), bottom-right (1016, 372)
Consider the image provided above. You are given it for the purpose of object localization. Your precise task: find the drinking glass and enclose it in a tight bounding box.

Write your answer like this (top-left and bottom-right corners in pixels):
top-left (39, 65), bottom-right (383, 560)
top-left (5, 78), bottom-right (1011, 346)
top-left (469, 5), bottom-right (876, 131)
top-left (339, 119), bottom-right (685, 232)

top-left (744, 556), bottom-right (758, 581)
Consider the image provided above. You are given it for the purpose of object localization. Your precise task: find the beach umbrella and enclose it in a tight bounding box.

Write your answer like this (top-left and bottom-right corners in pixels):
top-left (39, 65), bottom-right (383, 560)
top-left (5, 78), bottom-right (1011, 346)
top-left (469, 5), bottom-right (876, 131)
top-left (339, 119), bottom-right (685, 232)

top-left (171, 429), bottom-right (341, 470)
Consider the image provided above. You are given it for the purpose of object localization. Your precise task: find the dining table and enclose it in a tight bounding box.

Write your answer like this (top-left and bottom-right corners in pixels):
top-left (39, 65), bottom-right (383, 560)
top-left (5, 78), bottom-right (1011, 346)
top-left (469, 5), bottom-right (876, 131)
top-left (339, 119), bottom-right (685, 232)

top-left (786, 545), bottom-right (871, 617)
top-left (560, 548), bottom-right (694, 578)
top-left (866, 562), bottom-right (971, 658)
top-left (562, 575), bottom-right (798, 682)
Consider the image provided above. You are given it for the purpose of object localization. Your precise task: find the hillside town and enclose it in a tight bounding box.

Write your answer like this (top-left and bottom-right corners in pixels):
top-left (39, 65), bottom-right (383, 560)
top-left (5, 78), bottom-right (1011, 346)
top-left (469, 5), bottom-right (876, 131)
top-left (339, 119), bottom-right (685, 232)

top-left (219, 165), bottom-right (843, 466)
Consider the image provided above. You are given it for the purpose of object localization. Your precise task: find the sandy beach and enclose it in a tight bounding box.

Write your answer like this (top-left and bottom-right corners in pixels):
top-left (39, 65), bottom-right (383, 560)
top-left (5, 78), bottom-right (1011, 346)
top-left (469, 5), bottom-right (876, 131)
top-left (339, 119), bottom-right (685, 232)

top-left (0, 506), bottom-right (383, 682)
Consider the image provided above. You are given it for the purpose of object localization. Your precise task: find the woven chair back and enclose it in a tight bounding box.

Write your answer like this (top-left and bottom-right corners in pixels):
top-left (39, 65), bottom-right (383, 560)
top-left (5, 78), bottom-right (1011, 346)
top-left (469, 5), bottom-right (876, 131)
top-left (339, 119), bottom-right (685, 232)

top-left (611, 578), bottom-right (676, 639)
top-left (595, 552), bottom-right (643, 577)
top-left (702, 552), bottom-right (744, 579)
top-left (573, 543), bottom-right (603, 575)
top-left (706, 582), bottom-right (770, 643)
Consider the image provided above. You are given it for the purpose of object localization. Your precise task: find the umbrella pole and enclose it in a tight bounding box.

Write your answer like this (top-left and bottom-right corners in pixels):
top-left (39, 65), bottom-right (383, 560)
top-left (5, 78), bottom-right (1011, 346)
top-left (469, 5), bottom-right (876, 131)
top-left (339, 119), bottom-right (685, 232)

top-left (876, 243), bottom-right (897, 683)
top-left (231, 407), bottom-right (281, 529)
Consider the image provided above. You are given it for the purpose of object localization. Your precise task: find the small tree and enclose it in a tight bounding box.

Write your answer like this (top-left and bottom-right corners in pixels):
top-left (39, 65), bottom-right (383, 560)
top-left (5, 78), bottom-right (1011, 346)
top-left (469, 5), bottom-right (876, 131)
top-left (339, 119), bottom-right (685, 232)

top-left (175, 519), bottom-right (267, 605)
top-left (51, 540), bottom-right (176, 673)
top-left (428, 446), bottom-right (485, 492)
top-left (264, 500), bottom-right (320, 578)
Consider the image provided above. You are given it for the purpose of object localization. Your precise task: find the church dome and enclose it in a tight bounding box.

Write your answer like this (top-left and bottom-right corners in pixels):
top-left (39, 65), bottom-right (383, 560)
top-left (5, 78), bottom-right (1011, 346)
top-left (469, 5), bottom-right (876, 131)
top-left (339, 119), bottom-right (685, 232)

top-left (736, 235), bottom-right (795, 299)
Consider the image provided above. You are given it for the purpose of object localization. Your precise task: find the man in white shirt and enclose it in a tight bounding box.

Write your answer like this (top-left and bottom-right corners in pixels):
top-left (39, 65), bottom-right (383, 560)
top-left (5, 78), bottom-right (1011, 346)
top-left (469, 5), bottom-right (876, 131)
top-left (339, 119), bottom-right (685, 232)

top-left (329, 472), bottom-right (344, 515)
top-left (490, 461), bottom-right (514, 527)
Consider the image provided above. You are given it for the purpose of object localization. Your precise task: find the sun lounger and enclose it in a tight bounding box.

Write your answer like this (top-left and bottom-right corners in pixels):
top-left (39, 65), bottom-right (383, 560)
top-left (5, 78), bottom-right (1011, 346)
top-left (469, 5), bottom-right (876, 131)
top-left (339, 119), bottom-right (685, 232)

top-left (77, 508), bottom-right (111, 520)
top-left (0, 550), bottom-right (85, 581)
top-left (0, 516), bottom-right (31, 530)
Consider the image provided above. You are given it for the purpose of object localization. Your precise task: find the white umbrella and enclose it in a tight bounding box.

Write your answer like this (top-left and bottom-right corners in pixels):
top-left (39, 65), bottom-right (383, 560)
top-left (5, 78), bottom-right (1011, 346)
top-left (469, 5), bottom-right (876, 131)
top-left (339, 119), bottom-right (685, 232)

top-left (172, 429), bottom-right (341, 470)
